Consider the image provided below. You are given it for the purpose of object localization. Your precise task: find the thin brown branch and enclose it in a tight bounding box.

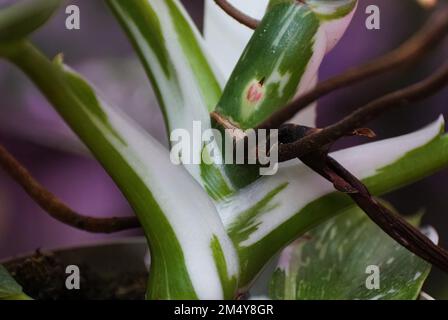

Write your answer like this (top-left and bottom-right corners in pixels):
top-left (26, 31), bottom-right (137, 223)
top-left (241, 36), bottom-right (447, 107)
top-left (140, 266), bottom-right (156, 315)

top-left (318, 153), bottom-right (448, 273)
top-left (259, 6), bottom-right (448, 129)
top-left (278, 62), bottom-right (448, 162)
top-left (214, 0), bottom-right (260, 30)
top-left (330, 157), bottom-right (448, 273)
top-left (0, 143), bottom-right (140, 233)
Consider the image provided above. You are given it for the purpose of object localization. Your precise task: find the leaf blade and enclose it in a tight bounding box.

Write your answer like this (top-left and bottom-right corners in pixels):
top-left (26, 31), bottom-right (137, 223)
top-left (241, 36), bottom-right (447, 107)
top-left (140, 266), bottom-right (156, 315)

top-left (270, 205), bottom-right (432, 300)
top-left (4, 42), bottom-right (239, 300)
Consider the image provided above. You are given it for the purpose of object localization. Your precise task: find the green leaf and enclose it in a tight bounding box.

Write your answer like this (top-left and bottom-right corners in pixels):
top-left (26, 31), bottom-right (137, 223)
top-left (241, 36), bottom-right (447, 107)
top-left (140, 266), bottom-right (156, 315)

top-left (211, 0), bottom-right (357, 188)
top-left (0, 265), bottom-right (31, 300)
top-left (269, 205), bottom-right (432, 300)
top-left (0, 0), bottom-right (62, 43)
top-left (4, 42), bottom-right (239, 300)
top-left (215, 0), bottom-right (357, 130)
top-left (107, 0), bottom-right (234, 200)
top-left (221, 117), bottom-right (448, 286)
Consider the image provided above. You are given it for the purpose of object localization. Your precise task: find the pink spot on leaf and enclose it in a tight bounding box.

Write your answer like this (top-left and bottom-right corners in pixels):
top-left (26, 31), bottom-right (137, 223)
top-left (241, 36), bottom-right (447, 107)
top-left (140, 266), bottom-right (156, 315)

top-left (246, 81), bottom-right (264, 104)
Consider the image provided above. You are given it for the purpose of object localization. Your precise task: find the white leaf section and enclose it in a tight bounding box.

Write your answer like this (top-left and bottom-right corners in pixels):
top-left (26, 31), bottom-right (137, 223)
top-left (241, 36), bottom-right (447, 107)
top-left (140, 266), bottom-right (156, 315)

top-left (289, 2), bottom-right (357, 126)
top-left (219, 116), bottom-right (445, 247)
top-left (319, 2), bottom-right (358, 53)
top-left (420, 226), bottom-right (439, 245)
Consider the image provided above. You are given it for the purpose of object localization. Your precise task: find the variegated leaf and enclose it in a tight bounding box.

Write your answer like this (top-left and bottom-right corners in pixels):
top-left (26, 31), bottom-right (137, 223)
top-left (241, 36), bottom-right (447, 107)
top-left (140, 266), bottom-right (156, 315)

top-left (3, 42), bottom-right (238, 300)
top-left (215, 0), bottom-right (357, 129)
top-left (219, 117), bottom-right (448, 286)
top-left (270, 206), bottom-right (433, 300)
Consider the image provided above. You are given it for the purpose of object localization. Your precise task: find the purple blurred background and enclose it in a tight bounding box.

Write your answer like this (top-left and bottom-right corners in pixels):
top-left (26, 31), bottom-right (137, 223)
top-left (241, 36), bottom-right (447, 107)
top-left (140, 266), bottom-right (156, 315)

top-left (0, 0), bottom-right (447, 297)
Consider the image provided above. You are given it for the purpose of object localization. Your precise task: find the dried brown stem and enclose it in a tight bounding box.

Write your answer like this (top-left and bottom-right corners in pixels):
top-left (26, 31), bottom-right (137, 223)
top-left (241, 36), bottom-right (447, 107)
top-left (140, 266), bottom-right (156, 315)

top-left (279, 123), bottom-right (448, 273)
top-left (213, 0), bottom-right (260, 30)
top-left (278, 62), bottom-right (448, 162)
top-left (279, 120), bottom-right (448, 272)
top-left (308, 152), bottom-right (448, 273)
top-left (329, 157), bottom-right (448, 273)
top-left (259, 6), bottom-right (448, 129)
top-left (0, 143), bottom-right (140, 233)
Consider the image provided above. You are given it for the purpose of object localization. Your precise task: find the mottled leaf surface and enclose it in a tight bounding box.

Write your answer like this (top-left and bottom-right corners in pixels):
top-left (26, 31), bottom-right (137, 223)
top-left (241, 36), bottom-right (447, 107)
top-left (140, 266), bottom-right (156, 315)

top-left (270, 207), bottom-right (431, 300)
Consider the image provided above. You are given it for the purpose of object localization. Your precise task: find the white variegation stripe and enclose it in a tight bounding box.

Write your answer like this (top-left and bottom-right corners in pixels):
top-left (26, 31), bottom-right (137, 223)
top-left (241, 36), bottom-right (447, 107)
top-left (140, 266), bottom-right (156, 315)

top-left (290, 2), bottom-right (357, 126)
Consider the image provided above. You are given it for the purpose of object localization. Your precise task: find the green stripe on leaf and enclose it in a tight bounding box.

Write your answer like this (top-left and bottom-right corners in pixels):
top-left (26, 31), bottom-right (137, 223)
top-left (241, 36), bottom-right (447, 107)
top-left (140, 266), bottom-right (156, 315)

top-left (211, 236), bottom-right (239, 299)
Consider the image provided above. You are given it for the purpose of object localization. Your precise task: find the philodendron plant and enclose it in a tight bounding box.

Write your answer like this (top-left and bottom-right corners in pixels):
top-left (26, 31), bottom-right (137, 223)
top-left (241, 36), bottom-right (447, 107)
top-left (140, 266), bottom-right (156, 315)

top-left (0, 0), bottom-right (448, 300)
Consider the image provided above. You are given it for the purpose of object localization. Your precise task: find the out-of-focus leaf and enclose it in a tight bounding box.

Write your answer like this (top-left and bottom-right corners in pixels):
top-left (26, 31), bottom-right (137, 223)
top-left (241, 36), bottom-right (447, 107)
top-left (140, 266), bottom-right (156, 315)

top-left (107, 0), bottom-right (223, 121)
top-left (0, 58), bottom-right (164, 156)
top-left (3, 42), bottom-right (239, 300)
top-left (0, 265), bottom-right (31, 300)
top-left (416, 0), bottom-right (438, 9)
top-left (269, 205), bottom-right (432, 300)
top-left (0, 0), bottom-right (61, 43)
top-left (220, 117), bottom-right (448, 286)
